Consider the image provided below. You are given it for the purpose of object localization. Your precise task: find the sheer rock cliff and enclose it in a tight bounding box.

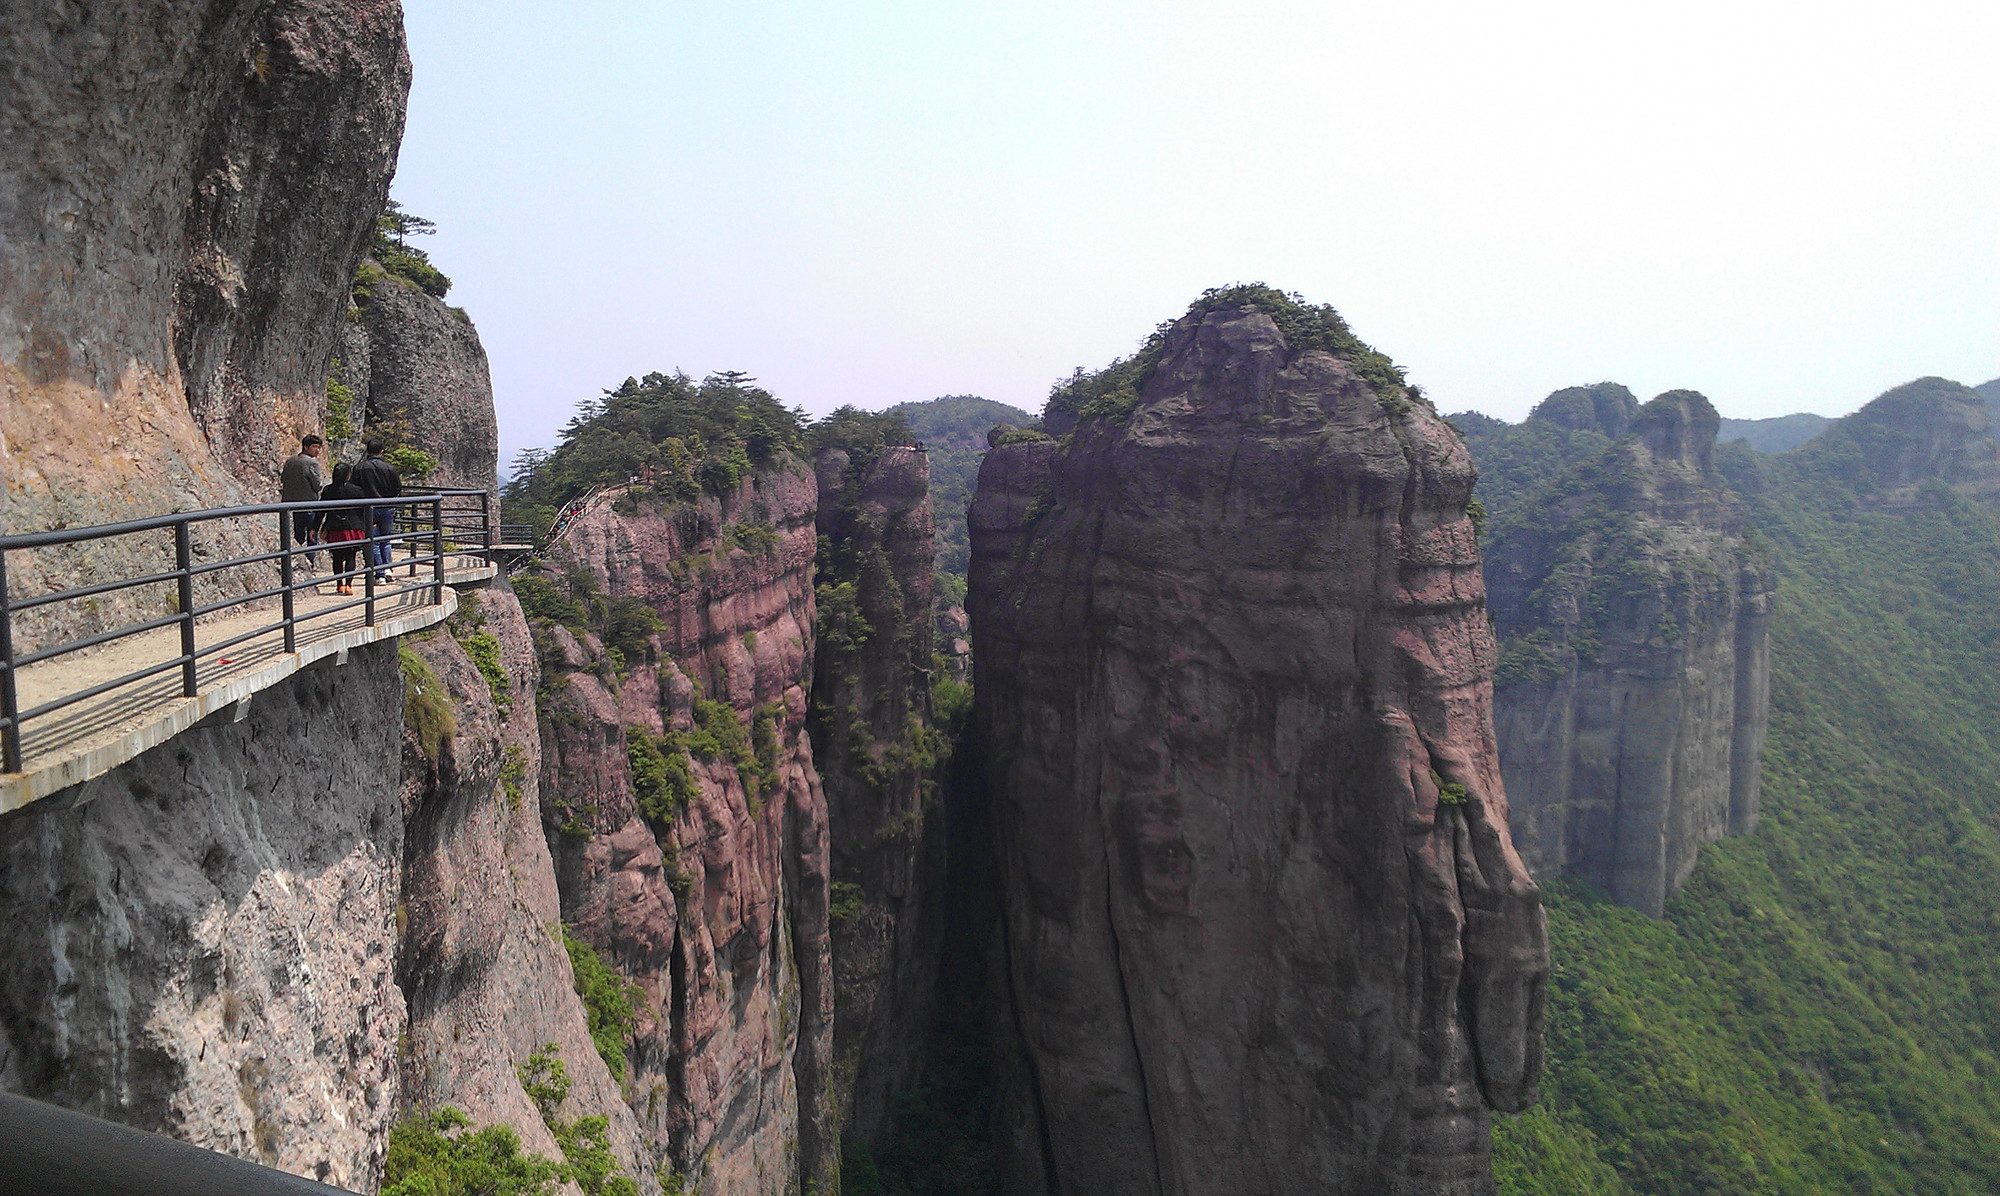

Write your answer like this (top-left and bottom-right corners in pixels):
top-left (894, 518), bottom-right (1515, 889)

top-left (535, 472), bottom-right (835, 1195)
top-left (1480, 391), bottom-right (1775, 917)
top-left (968, 299), bottom-right (1549, 1195)
top-left (809, 447), bottom-right (946, 1144)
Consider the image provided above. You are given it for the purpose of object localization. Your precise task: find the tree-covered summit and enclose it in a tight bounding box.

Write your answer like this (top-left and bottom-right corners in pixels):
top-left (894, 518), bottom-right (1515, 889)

top-left (503, 371), bottom-right (807, 538)
top-left (1044, 284), bottom-right (1418, 433)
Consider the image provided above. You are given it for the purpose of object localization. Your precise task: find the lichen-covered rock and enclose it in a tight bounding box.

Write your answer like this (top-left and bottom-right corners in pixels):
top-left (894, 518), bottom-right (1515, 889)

top-left (339, 271), bottom-right (498, 491)
top-left (809, 447), bottom-right (946, 1143)
top-left (536, 470), bottom-right (835, 1195)
top-left (0, 645), bottom-right (407, 1190)
top-left (397, 585), bottom-right (654, 1189)
top-left (1483, 391), bottom-right (1774, 916)
top-left (968, 295), bottom-right (1548, 1195)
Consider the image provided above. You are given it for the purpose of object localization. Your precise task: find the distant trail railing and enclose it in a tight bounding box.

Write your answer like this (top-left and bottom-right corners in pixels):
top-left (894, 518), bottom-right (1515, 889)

top-left (0, 488), bottom-right (496, 774)
top-left (507, 484), bottom-right (603, 575)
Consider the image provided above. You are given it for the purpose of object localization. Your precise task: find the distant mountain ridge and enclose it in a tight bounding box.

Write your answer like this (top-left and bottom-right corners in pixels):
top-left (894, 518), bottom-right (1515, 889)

top-left (1717, 412), bottom-right (1830, 454)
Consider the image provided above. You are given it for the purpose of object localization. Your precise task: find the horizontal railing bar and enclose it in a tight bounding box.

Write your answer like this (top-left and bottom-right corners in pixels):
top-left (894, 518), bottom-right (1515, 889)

top-left (7, 568), bottom-right (183, 613)
top-left (5, 611), bottom-right (190, 670)
top-left (0, 491), bottom-right (488, 551)
top-left (11, 653), bottom-right (194, 724)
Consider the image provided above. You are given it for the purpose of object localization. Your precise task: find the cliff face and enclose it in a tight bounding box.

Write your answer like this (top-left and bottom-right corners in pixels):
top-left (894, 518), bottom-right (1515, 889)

top-left (397, 586), bottom-right (656, 1190)
top-left (0, 645), bottom-right (408, 1189)
top-left (338, 272), bottom-right (499, 491)
top-left (1, 0), bottom-right (406, 645)
top-left (968, 299), bottom-right (1548, 1195)
top-left (534, 470), bottom-right (835, 1195)
top-left (1482, 391), bottom-right (1774, 916)
top-left (809, 447), bottom-right (945, 1144)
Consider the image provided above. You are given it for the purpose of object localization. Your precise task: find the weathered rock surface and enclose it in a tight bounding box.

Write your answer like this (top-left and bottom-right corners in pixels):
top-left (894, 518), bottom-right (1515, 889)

top-left (1, 0), bottom-right (406, 645)
top-left (968, 299), bottom-right (1548, 1195)
top-left (398, 586), bottom-right (655, 1189)
top-left (537, 469), bottom-right (835, 1195)
top-left (0, 645), bottom-right (407, 1190)
top-left (338, 271), bottom-right (499, 490)
top-left (1480, 391), bottom-right (1775, 916)
top-left (809, 446), bottom-right (945, 1144)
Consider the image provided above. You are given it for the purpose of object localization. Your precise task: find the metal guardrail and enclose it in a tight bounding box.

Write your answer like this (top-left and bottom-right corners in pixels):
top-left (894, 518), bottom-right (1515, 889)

top-left (0, 1091), bottom-right (356, 1195)
top-left (0, 488), bottom-right (495, 774)
top-left (505, 484), bottom-right (604, 575)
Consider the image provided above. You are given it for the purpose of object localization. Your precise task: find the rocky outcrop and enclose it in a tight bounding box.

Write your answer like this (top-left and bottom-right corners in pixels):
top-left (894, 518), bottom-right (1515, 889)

top-left (809, 447), bottom-right (945, 1144)
top-left (968, 295), bottom-right (1548, 1194)
top-left (535, 470), bottom-right (835, 1195)
top-left (1, 0), bottom-right (406, 645)
top-left (338, 271), bottom-right (499, 490)
top-left (398, 585), bottom-right (655, 1189)
top-left (0, 645), bottom-right (407, 1189)
top-left (1482, 391), bottom-right (1774, 916)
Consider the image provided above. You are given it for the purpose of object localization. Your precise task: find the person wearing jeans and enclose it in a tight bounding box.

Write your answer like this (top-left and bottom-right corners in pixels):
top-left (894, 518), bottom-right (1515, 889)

top-left (354, 437), bottom-right (403, 578)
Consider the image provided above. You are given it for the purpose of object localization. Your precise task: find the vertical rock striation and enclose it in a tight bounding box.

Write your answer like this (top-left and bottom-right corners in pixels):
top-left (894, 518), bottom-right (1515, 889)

top-left (535, 470), bottom-right (835, 1195)
top-left (809, 446), bottom-right (946, 1144)
top-left (968, 293), bottom-right (1548, 1195)
top-left (1482, 391), bottom-right (1775, 916)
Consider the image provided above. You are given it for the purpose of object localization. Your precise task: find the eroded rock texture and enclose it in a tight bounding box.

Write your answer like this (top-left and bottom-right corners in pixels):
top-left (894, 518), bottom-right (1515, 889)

top-left (810, 447), bottom-right (946, 1143)
top-left (968, 299), bottom-right (1548, 1195)
top-left (537, 471), bottom-right (834, 1195)
top-left (1804, 376), bottom-right (2000, 506)
top-left (0, 645), bottom-right (406, 1190)
top-left (1483, 391), bottom-right (1774, 916)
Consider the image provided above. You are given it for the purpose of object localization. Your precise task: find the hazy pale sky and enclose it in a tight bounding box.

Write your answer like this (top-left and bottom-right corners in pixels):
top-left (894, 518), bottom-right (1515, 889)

top-left (390, 1), bottom-right (2000, 472)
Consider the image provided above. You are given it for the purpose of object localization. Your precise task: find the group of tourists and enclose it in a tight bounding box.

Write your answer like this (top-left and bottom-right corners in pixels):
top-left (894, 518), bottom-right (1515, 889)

top-left (278, 434), bottom-right (404, 595)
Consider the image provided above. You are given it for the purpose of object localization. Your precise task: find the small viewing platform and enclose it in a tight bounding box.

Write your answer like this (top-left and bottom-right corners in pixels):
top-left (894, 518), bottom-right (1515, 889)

top-left (0, 491), bottom-right (504, 812)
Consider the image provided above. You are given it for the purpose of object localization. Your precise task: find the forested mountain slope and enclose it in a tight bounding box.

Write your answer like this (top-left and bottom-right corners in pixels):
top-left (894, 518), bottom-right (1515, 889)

top-left (1479, 391), bottom-right (2000, 1195)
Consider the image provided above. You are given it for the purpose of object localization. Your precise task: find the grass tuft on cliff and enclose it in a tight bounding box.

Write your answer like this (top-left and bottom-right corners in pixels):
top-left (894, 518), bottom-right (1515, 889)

top-left (1480, 407), bottom-right (2000, 1195)
top-left (561, 927), bottom-right (644, 1083)
top-left (400, 647), bottom-right (457, 761)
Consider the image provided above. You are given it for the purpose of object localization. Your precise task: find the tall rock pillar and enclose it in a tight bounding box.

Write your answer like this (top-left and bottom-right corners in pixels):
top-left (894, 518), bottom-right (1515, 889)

top-left (968, 293), bottom-right (1548, 1195)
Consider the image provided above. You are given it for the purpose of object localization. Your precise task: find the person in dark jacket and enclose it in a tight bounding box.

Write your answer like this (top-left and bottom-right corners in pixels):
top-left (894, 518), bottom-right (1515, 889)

top-left (353, 437), bottom-right (402, 578)
top-left (279, 434), bottom-right (325, 568)
top-left (320, 463), bottom-right (369, 595)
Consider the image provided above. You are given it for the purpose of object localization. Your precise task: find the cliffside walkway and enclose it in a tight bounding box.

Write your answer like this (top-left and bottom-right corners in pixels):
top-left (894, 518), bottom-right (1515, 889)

top-left (0, 490), bottom-right (500, 812)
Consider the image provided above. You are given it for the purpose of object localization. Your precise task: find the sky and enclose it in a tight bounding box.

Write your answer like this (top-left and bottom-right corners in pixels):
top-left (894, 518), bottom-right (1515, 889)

top-left (389, 1), bottom-right (2000, 474)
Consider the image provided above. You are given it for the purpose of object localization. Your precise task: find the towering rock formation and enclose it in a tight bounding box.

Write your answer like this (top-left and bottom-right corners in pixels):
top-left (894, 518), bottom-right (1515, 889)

top-left (809, 445), bottom-right (946, 1143)
top-left (534, 466), bottom-right (835, 1195)
top-left (969, 290), bottom-right (1548, 1195)
top-left (1481, 391), bottom-right (1775, 916)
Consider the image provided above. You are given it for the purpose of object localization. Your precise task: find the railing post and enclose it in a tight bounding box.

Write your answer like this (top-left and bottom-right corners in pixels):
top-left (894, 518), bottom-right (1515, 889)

top-left (278, 512), bottom-right (296, 654)
top-left (174, 522), bottom-right (197, 697)
top-left (0, 548), bottom-right (21, 773)
top-left (363, 517), bottom-right (377, 628)
top-left (480, 490), bottom-right (494, 564)
top-left (433, 497), bottom-right (446, 606)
